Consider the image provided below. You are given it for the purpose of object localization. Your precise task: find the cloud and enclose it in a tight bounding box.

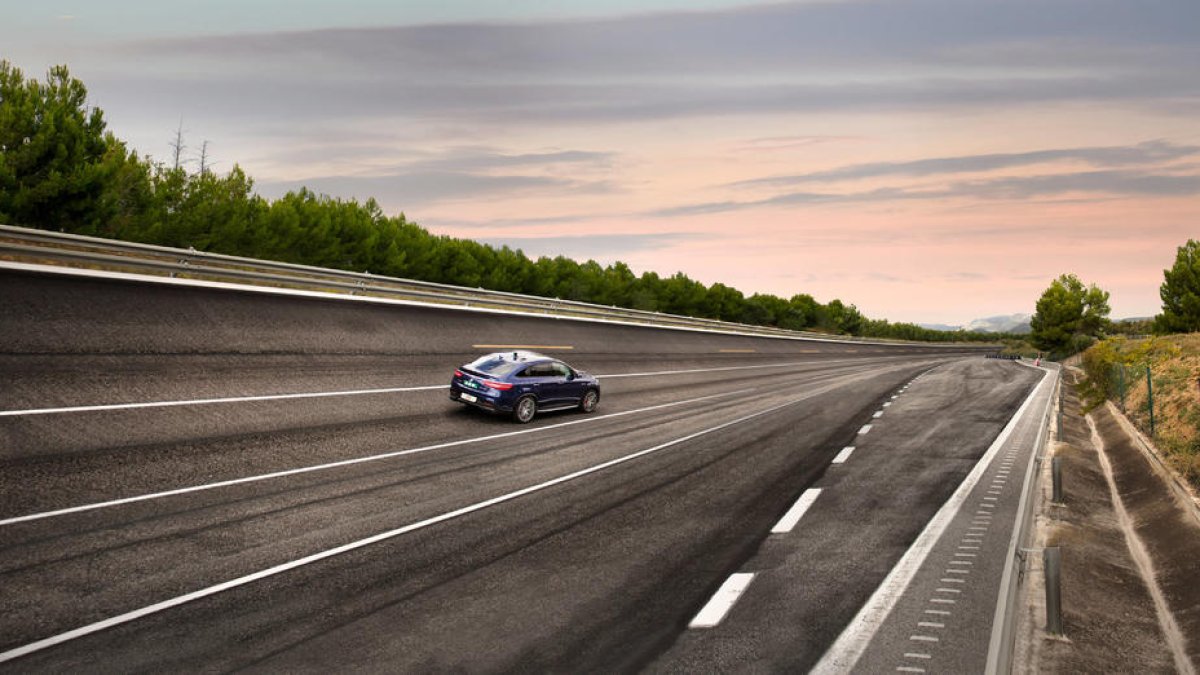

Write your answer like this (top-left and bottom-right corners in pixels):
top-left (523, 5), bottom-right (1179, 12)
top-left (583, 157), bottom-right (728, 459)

top-left (425, 212), bottom-right (619, 230)
top-left (401, 148), bottom-right (614, 173)
top-left (730, 135), bottom-right (865, 153)
top-left (728, 140), bottom-right (1200, 189)
top-left (248, 144), bottom-right (616, 206)
top-left (108, 0), bottom-right (1199, 128)
top-left (91, 71), bottom-right (1200, 131)
top-left (950, 170), bottom-right (1200, 199)
top-left (256, 170), bottom-right (613, 208)
top-left (650, 168), bottom-right (1200, 217)
top-left (128, 0), bottom-right (1200, 79)
top-left (471, 233), bottom-right (709, 259)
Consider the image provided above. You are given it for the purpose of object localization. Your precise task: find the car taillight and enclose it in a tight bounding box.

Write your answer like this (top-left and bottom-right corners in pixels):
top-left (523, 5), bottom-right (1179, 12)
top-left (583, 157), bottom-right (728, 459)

top-left (482, 380), bottom-right (513, 390)
top-left (454, 370), bottom-right (464, 378)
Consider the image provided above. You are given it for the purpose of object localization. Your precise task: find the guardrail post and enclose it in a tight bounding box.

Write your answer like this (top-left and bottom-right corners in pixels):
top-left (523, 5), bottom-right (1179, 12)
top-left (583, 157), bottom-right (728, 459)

top-left (1056, 382), bottom-right (1064, 441)
top-left (1117, 364), bottom-right (1126, 412)
top-left (1146, 366), bottom-right (1155, 437)
top-left (1044, 547), bottom-right (1064, 635)
top-left (1051, 457), bottom-right (1063, 504)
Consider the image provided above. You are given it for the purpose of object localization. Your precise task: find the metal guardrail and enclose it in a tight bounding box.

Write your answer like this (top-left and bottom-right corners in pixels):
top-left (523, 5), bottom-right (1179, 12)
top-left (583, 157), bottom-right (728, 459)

top-left (0, 224), bottom-right (963, 345)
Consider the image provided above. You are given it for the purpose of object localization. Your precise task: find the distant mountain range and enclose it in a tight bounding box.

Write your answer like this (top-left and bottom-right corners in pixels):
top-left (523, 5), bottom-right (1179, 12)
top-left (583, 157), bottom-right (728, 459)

top-left (920, 313), bottom-right (1033, 334)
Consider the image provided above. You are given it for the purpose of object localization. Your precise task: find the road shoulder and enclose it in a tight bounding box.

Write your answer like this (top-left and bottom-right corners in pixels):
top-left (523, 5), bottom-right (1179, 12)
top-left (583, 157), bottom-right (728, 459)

top-left (1015, 368), bottom-right (1199, 673)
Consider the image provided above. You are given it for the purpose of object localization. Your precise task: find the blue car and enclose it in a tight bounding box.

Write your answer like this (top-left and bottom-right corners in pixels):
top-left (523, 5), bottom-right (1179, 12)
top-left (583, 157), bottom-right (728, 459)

top-left (450, 351), bottom-right (601, 423)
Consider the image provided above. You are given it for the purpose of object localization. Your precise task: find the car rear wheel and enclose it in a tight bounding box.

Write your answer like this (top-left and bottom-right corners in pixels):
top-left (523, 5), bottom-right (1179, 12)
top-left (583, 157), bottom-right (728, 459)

top-left (579, 389), bottom-right (600, 413)
top-left (513, 395), bottom-right (537, 423)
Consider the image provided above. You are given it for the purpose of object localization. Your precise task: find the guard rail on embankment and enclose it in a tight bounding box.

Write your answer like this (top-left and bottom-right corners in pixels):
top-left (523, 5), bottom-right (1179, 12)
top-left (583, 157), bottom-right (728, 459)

top-left (0, 224), bottom-right (987, 350)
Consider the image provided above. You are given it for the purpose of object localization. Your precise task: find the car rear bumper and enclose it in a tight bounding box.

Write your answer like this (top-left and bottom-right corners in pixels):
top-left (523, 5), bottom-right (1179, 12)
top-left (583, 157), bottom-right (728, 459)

top-left (449, 387), bottom-right (513, 413)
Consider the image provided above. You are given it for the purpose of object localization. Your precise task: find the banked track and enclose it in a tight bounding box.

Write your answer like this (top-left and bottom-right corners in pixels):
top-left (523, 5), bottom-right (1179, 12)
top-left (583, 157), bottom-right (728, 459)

top-left (0, 265), bottom-right (1022, 672)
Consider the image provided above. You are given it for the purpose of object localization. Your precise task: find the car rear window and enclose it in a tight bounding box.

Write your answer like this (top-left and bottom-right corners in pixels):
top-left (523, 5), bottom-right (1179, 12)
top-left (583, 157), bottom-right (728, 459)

top-left (466, 356), bottom-right (524, 377)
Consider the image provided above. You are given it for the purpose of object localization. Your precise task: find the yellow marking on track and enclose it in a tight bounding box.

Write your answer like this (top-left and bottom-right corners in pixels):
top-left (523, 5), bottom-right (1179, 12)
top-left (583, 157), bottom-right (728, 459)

top-left (472, 344), bottom-right (574, 350)
top-left (719, 348), bottom-right (756, 353)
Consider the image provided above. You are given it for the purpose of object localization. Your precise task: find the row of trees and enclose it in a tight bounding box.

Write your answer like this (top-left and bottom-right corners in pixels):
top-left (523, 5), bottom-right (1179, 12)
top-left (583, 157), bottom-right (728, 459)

top-left (1029, 239), bottom-right (1200, 356)
top-left (0, 62), bottom-right (1010, 341)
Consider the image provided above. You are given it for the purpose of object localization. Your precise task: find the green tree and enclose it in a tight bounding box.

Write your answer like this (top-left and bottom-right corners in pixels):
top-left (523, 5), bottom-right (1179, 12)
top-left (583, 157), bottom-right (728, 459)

top-left (1030, 273), bottom-right (1111, 354)
top-left (787, 294), bottom-right (821, 330)
top-left (823, 299), bottom-right (864, 335)
top-left (1154, 239), bottom-right (1200, 334)
top-left (0, 62), bottom-right (132, 231)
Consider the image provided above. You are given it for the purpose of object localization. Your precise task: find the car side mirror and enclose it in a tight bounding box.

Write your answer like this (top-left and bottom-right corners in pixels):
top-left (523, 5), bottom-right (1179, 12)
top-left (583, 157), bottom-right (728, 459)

top-left (566, 371), bottom-right (575, 380)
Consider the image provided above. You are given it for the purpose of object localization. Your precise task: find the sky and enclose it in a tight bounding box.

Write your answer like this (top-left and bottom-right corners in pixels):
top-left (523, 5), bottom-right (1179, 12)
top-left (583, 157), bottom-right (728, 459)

top-left (4, 0), bottom-right (1198, 325)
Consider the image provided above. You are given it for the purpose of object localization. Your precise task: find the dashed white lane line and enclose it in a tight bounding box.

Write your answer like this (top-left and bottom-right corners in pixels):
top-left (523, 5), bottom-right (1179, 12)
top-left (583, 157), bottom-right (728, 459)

top-left (883, 402), bottom-right (892, 408)
top-left (1, 393), bottom-right (812, 663)
top-left (924, 609), bottom-right (951, 616)
top-left (0, 359), bottom-right (864, 417)
top-left (831, 446), bottom-right (856, 464)
top-left (910, 635), bottom-right (939, 642)
top-left (896, 667), bottom-right (926, 673)
top-left (872, 410), bottom-right (884, 418)
top-left (917, 622), bottom-right (944, 629)
top-left (689, 572), bottom-right (756, 629)
top-left (1, 386), bottom-right (758, 528)
top-left (858, 424), bottom-right (873, 435)
top-left (771, 489), bottom-right (822, 534)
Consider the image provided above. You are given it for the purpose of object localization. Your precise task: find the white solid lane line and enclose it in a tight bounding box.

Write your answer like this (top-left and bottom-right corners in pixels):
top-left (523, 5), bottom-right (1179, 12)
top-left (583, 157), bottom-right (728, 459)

top-left (771, 488), bottom-right (823, 534)
top-left (0, 386), bottom-right (758, 527)
top-left (0, 391), bottom-right (812, 663)
top-left (689, 573), bottom-right (756, 629)
top-left (0, 358), bottom-right (873, 417)
top-left (0, 385), bottom-right (447, 417)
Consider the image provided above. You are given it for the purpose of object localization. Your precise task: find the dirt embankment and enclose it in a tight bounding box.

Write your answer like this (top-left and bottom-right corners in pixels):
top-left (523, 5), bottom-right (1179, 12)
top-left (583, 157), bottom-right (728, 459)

top-left (1080, 334), bottom-right (1200, 489)
top-left (1018, 369), bottom-right (1200, 674)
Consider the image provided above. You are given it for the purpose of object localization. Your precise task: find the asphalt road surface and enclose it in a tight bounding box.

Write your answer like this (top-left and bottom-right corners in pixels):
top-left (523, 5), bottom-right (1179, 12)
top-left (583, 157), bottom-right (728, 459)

top-left (0, 267), bottom-right (1034, 672)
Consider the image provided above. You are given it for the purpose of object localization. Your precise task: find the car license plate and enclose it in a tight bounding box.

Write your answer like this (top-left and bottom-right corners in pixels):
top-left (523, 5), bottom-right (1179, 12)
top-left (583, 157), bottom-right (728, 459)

top-left (460, 393), bottom-right (477, 403)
